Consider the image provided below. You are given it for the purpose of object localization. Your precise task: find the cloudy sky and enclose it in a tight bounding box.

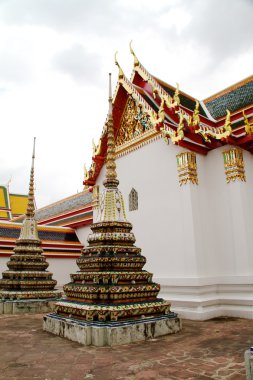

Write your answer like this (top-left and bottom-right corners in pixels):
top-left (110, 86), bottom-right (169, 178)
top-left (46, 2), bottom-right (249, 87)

top-left (0, 0), bottom-right (252, 208)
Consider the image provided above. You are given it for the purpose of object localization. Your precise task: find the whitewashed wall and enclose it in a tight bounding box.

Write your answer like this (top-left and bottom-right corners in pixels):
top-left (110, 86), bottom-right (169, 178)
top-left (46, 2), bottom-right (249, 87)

top-left (46, 258), bottom-right (79, 288)
top-left (77, 138), bottom-right (253, 319)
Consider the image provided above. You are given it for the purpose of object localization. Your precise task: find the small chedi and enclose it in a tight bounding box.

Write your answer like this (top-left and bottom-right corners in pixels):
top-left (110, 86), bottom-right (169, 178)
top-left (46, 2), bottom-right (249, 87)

top-left (0, 138), bottom-right (61, 314)
top-left (43, 75), bottom-right (181, 346)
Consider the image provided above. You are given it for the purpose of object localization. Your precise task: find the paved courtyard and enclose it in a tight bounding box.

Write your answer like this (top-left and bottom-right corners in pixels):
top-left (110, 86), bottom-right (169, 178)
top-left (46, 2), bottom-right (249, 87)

top-left (0, 314), bottom-right (251, 379)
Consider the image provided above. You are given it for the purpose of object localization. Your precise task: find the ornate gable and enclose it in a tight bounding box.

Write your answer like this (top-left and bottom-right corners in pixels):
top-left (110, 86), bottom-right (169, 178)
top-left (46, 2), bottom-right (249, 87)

top-left (116, 97), bottom-right (153, 147)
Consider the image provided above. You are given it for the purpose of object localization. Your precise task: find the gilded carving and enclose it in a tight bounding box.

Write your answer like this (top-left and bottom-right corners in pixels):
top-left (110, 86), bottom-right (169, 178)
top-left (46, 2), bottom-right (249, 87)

top-left (223, 148), bottom-right (246, 183)
top-left (243, 111), bottom-right (253, 135)
top-left (195, 109), bottom-right (232, 142)
top-left (176, 152), bottom-right (198, 186)
top-left (160, 110), bottom-right (191, 144)
top-left (116, 97), bottom-right (153, 147)
top-left (191, 100), bottom-right (200, 127)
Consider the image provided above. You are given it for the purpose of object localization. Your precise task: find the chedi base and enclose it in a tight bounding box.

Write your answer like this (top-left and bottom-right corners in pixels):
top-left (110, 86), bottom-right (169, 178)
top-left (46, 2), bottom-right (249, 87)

top-left (0, 296), bottom-right (61, 315)
top-left (43, 313), bottom-right (182, 346)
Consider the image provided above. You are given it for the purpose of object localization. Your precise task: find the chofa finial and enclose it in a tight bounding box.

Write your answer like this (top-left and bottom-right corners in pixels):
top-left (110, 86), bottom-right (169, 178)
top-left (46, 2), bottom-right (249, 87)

top-left (129, 40), bottom-right (139, 67)
top-left (114, 51), bottom-right (124, 80)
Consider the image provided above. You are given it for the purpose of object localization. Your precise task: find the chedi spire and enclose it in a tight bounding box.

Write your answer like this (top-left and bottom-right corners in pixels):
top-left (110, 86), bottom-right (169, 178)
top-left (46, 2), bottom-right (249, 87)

top-left (0, 138), bottom-right (61, 304)
top-left (103, 73), bottom-right (118, 189)
top-left (19, 137), bottom-right (38, 241)
top-left (97, 74), bottom-right (126, 223)
top-left (26, 136), bottom-right (36, 218)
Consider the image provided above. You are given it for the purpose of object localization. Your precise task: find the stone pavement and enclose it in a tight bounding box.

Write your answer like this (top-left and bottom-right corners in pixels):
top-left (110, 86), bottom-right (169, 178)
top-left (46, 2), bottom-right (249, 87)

top-left (0, 314), bottom-right (251, 380)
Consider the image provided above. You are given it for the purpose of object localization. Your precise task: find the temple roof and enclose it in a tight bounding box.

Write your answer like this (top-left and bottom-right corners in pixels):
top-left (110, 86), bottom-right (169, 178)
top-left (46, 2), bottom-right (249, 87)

top-left (0, 221), bottom-right (82, 258)
top-left (204, 76), bottom-right (253, 119)
top-left (0, 185), bottom-right (28, 220)
top-left (83, 52), bottom-right (253, 188)
top-left (9, 194), bottom-right (28, 217)
top-left (155, 77), bottom-right (208, 117)
top-left (35, 190), bottom-right (92, 221)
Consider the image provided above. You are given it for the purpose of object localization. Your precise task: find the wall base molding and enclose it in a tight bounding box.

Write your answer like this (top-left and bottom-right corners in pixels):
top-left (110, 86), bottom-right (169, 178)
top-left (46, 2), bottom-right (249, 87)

top-left (156, 276), bottom-right (253, 320)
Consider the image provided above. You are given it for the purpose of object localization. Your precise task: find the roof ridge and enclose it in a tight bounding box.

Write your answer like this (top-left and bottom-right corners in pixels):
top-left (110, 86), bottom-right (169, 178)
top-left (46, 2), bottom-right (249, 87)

top-left (36, 189), bottom-right (90, 213)
top-left (154, 76), bottom-right (198, 102)
top-left (203, 75), bottom-right (253, 103)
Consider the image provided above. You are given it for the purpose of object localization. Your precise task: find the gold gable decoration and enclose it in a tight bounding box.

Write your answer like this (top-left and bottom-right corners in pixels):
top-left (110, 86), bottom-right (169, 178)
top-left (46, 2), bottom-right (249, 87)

top-left (223, 148), bottom-right (246, 183)
top-left (116, 97), bottom-right (153, 147)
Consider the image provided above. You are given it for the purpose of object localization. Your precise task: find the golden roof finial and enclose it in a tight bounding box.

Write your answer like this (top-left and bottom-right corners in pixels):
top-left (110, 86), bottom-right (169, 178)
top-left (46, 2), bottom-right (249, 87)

top-left (224, 109), bottom-right (231, 133)
top-left (192, 100), bottom-right (200, 126)
top-left (92, 138), bottom-right (96, 156)
top-left (114, 51), bottom-right (124, 80)
top-left (6, 177), bottom-right (12, 189)
top-left (103, 73), bottom-right (119, 189)
top-left (243, 111), bottom-right (252, 135)
top-left (129, 40), bottom-right (139, 67)
top-left (26, 137), bottom-right (36, 218)
top-left (173, 83), bottom-right (180, 106)
top-left (84, 163), bottom-right (88, 180)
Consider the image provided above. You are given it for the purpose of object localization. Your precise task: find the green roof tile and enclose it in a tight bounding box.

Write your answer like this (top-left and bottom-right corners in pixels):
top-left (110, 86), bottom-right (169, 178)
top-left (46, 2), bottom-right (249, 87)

top-left (205, 81), bottom-right (253, 119)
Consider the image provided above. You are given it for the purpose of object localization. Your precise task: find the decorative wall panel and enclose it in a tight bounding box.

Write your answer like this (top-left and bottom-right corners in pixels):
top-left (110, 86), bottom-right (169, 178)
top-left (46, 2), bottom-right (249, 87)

top-left (176, 152), bottom-right (198, 186)
top-left (223, 148), bottom-right (246, 183)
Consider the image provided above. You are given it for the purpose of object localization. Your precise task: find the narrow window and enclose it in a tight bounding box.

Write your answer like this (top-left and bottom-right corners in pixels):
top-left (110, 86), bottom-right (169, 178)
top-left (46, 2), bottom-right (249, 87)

top-left (129, 188), bottom-right (138, 211)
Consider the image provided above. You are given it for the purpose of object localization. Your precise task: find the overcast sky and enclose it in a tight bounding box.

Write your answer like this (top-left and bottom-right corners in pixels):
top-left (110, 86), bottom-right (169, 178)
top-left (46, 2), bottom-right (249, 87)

top-left (0, 0), bottom-right (252, 208)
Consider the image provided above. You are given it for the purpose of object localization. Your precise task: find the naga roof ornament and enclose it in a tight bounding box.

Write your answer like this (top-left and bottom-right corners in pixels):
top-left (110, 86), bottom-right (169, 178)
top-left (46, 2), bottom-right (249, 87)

top-left (243, 111), bottom-right (253, 135)
top-left (129, 40), bottom-right (140, 67)
top-left (114, 51), bottom-right (124, 80)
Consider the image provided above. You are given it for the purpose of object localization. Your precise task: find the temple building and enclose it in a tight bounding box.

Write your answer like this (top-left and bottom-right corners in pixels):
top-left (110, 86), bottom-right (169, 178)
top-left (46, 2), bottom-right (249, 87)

top-left (79, 47), bottom-right (253, 321)
top-left (0, 185), bottom-right (28, 221)
top-left (0, 46), bottom-right (252, 320)
top-left (43, 74), bottom-right (181, 346)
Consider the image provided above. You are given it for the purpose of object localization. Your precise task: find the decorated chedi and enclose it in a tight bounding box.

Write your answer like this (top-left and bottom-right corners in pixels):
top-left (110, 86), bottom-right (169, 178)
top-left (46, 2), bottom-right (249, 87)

top-left (0, 138), bottom-right (61, 313)
top-left (43, 75), bottom-right (181, 345)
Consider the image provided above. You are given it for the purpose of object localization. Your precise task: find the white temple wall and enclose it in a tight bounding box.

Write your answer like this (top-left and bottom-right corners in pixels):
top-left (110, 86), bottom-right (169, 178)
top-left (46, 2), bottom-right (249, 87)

top-left (46, 258), bottom-right (79, 288)
top-left (76, 139), bottom-right (253, 319)
top-left (91, 138), bottom-right (199, 279)
top-left (192, 147), bottom-right (233, 278)
top-left (75, 226), bottom-right (91, 249)
top-left (199, 146), bottom-right (253, 278)
top-left (242, 150), bottom-right (253, 270)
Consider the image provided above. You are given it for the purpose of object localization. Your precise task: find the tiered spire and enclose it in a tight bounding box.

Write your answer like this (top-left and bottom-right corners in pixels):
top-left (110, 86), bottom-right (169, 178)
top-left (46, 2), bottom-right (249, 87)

top-left (26, 137), bottom-right (36, 218)
top-left (103, 73), bottom-right (119, 189)
top-left (0, 139), bottom-right (61, 301)
top-left (19, 137), bottom-right (38, 241)
top-left (97, 74), bottom-right (126, 223)
top-left (52, 75), bottom-right (172, 323)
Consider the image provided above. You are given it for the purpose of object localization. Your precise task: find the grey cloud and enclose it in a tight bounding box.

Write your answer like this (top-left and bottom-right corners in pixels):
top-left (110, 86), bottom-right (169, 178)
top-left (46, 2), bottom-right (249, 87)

top-left (52, 44), bottom-right (102, 85)
top-left (0, 51), bottom-right (32, 84)
top-left (0, 0), bottom-right (118, 33)
top-left (183, 0), bottom-right (253, 60)
top-left (153, 0), bottom-right (253, 81)
top-left (0, 87), bottom-right (8, 95)
top-left (1, 0), bottom-right (252, 60)
top-left (0, 0), bottom-right (176, 37)
top-left (0, 165), bottom-right (28, 194)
